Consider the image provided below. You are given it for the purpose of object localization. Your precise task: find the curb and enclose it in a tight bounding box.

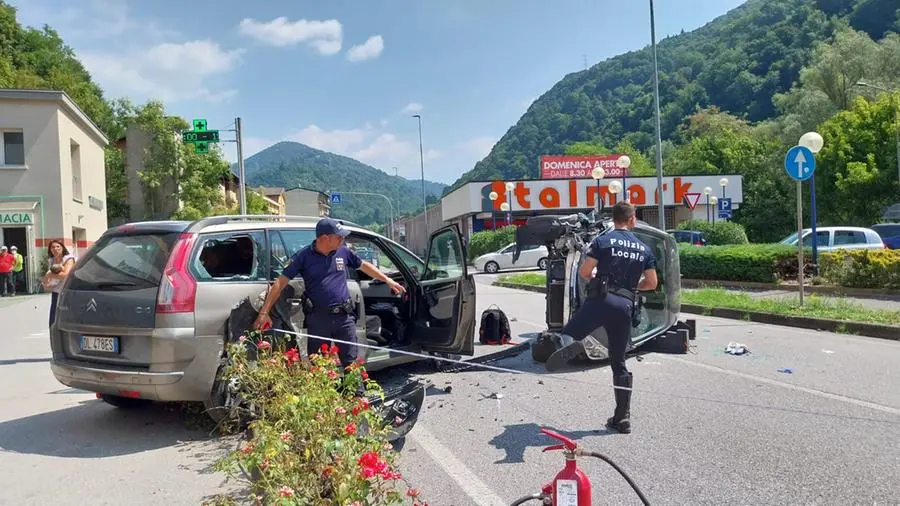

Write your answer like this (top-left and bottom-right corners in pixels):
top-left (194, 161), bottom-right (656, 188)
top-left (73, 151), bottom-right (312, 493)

top-left (680, 278), bottom-right (900, 300)
top-left (493, 282), bottom-right (900, 342)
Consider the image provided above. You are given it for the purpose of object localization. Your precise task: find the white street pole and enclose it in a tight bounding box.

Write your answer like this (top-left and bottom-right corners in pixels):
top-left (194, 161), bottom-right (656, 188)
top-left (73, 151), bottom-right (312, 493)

top-left (796, 181), bottom-right (804, 306)
top-left (649, 0), bottom-right (666, 229)
top-left (235, 117), bottom-right (247, 215)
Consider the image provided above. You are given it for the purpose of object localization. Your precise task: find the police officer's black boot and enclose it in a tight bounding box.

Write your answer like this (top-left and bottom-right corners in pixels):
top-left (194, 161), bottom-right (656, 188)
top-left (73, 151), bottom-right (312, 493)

top-left (606, 372), bottom-right (632, 434)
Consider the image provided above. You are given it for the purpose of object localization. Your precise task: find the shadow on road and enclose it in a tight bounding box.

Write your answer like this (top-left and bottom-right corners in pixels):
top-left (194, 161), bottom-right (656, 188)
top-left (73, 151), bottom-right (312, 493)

top-left (488, 422), bottom-right (610, 464)
top-left (0, 398), bottom-right (228, 459)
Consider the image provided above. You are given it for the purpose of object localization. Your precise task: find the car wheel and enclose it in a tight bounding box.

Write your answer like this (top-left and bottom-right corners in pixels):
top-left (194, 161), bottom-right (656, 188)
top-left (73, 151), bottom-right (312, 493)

top-left (537, 257), bottom-right (548, 270)
top-left (484, 261), bottom-right (499, 273)
top-left (99, 394), bottom-right (153, 409)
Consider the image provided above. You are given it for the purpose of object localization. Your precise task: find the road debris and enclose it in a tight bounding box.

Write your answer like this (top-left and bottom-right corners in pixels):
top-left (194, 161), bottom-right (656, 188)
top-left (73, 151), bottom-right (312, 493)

top-left (725, 342), bottom-right (750, 355)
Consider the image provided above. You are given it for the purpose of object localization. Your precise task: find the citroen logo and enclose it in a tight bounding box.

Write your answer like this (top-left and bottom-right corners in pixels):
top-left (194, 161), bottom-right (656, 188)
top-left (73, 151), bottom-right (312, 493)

top-left (86, 298), bottom-right (98, 312)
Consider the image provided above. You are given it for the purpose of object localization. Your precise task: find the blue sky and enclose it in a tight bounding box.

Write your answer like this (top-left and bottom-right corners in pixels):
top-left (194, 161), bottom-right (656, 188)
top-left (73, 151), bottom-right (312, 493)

top-left (14, 0), bottom-right (746, 184)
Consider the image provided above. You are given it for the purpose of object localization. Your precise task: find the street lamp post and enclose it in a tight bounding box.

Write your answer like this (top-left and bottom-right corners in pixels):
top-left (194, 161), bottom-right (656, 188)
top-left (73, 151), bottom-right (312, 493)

top-left (616, 155), bottom-right (631, 202)
top-left (412, 114), bottom-right (428, 235)
top-left (799, 131), bottom-right (825, 272)
top-left (505, 182), bottom-right (515, 224)
top-left (855, 81), bottom-right (900, 193)
top-left (608, 180), bottom-right (623, 205)
top-left (591, 167), bottom-right (606, 214)
top-left (710, 196), bottom-right (718, 225)
top-left (500, 202), bottom-right (511, 226)
top-left (649, 0), bottom-right (666, 230)
top-left (703, 186), bottom-right (712, 222)
top-left (489, 191), bottom-right (499, 230)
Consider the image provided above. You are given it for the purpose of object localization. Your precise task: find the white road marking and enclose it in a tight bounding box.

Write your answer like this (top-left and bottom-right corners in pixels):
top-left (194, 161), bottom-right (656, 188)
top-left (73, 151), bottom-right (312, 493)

top-left (408, 425), bottom-right (508, 506)
top-left (660, 355), bottom-right (900, 416)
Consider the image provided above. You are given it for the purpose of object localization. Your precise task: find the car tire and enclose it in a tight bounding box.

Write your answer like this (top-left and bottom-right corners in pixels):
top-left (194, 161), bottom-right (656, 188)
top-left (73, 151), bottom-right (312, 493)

top-left (537, 257), bottom-right (548, 270)
top-left (99, 394), bottom-right (153, 409)
top-left (484, 261), bottom-right (499, 273)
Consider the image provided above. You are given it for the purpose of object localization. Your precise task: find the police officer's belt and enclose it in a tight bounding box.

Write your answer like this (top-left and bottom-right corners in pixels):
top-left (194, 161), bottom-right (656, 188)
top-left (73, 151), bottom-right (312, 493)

top-left (302, 296), bottom-right (355, 315)
top-left (608, 287), bottom-right (637, 301)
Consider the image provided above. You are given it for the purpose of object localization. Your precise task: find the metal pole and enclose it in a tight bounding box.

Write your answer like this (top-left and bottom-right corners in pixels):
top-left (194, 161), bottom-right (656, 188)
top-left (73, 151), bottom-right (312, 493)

top-left (810, 176), bottom-right (818, 272)
top-left (649, 0), bottom-right (666, 230)
top-left (895, 98), bottom-right (899, 193)
top-left (413, 114), bottom-right (428, 235)
top-left (596, 180), bottom-right (601, 214)
top-left (796, 181), bottom-right (804, 306)
top-left (235, 117), bottom-right (247, 215)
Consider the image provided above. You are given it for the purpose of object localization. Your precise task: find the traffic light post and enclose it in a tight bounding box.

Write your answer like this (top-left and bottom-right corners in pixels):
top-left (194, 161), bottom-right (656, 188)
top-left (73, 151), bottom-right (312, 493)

top-left (182, 117), bottom-right (248, 214)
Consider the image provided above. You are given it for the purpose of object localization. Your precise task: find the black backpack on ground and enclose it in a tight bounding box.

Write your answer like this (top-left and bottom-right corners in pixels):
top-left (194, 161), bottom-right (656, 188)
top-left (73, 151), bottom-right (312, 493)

top-left (479, 305), bottom-right (512, 345)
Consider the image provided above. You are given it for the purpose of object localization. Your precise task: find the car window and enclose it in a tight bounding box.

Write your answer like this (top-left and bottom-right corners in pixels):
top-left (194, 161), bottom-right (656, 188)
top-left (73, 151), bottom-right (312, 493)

top-left (268, 229), bottom-right (317, 278)
top-left (384, 241), bottom-right (425, 278)
top-left (498, 244), bottom-right (514, 254)
top-left (66, 232), bottom-right (179, 291)
top-left (191, 231), bottom-right (267, 282)
top-left (834, 230), bottom-right (867, 245)
top-left (346, 235), bottom-right (401, 276)
top-left (423, 229), bottom-right (464, 281)
top-left (872, 224), bottom-right (900, 238)
top-left (801, 231), bottom-right (829, 247)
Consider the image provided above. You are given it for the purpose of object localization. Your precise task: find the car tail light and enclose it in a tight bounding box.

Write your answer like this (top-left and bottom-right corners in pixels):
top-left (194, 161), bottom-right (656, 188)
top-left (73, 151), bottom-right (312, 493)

top-left (157, 232), bottom-right (198, 314)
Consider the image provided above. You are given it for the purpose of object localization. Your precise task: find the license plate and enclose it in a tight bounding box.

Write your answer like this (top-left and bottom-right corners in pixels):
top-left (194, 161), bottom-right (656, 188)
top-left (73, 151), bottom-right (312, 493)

top-left (80, 336), bottom-right (119, 353)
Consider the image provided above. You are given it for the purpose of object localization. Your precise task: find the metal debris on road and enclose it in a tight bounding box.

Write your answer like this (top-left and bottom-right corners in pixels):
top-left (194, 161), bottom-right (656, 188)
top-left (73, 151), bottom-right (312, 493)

top-left (777, 368), bottom-right (794, 374)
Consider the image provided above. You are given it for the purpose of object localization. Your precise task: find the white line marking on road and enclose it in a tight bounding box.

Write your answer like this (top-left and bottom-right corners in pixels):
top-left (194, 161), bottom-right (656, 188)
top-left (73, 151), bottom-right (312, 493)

top-left (659, 355), bottom-right (900, 416)
top-left (408, 425), bottom-right (508, 506)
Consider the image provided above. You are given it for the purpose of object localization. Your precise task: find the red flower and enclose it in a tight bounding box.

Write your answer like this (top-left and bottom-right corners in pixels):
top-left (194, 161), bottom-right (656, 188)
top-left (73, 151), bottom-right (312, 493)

top-left (283, 348), bottom-right (300, 365)
top-left (335, 406), bottom-right (346, 415)
top-left (329, 344), bottom-right (340, 356)
top-left (319, 343), bottom-right (329, 354)
top-left (360, 369), bottom-right (369, 380)
top-left (344, 422), bottom-right (357, 435)
top-left (358, 451), bottom-right (389, 479)
top-left (352, 398), bottom-right (370, 416)
top-left (277, 486), bottom-right (294, 497)
top-left (407, 488), bottom-right (420, 497)
top-left (327, 370), bottom-right (338, 380)
top-left (279, 431), bottom-right (292, 442)
top-left (258, 341), bottom-right (272, 350)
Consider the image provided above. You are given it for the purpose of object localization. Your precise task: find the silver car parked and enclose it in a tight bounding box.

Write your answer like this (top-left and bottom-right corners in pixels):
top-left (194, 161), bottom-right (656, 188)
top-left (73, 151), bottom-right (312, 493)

top-left (49, 215), bottom-right (476, 417)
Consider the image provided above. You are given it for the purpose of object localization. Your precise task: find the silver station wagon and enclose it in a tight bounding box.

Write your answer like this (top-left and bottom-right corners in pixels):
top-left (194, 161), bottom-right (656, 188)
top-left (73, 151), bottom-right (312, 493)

top-left (49, 215), bottom-right (476, 417)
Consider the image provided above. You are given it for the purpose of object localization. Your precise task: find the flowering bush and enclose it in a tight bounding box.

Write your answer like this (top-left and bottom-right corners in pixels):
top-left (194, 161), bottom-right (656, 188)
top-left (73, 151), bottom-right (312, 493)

top-left (213, 331), bottom-right (427, 505)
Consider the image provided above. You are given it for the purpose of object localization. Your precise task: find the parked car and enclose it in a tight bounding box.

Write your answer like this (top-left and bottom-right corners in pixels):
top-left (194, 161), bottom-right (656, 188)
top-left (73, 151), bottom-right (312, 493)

top-left (473, 242), bottom-right (548, 273)
top-left (779, 226), bottom-right (885, 251)
top-left (871, 223), bottom-right (900, 250)
top-left (667, 229), bottom-right (707, 246)
top-left (49, 215), bottom-right (476, 416)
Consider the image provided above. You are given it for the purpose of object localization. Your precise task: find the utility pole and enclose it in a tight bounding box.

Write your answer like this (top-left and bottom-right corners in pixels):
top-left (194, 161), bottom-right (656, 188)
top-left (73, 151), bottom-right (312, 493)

top-left (649, 0), bottom-right (666, 230)
top-left (413, 114), bottom-right (428, 235)
top-left (235, 117), bottom-right (247, 215)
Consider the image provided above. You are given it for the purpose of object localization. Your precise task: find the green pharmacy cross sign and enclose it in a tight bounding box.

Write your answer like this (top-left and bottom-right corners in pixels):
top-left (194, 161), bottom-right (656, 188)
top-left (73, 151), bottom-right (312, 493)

top-left (182, 118), bottom-right (220, 153)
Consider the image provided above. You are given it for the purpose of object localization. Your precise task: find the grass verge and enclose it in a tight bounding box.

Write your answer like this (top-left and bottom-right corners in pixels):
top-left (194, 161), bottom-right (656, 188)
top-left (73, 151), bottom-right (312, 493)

top-left (496, 273), bottom-right (900, 326)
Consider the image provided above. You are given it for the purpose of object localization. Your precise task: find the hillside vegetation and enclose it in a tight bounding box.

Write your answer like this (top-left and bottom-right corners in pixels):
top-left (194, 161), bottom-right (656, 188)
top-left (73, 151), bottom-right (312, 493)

top-left (241, 141), bottom-right (446, 225)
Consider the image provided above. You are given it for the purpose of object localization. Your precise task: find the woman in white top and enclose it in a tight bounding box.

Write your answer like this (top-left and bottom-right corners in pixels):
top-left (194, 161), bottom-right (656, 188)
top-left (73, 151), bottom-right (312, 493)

top-left (41, 240), bottom-right (76, 327)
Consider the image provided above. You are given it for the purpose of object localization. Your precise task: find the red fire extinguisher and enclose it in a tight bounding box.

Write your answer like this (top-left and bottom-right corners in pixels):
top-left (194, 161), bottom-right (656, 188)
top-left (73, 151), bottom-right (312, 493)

top-left (539, 428), bottom-right (592, 506)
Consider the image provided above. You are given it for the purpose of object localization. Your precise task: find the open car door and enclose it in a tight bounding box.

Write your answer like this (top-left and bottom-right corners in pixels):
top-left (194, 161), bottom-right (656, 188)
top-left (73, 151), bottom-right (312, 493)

top-left (408, 224), bottom-right (476, 356)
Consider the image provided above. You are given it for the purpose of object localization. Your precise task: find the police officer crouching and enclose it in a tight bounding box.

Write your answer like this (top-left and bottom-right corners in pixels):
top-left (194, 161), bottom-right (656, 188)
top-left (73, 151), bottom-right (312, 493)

top-left (253, 218), bottom-right (406, 369)
top-left (545, 201), bottom-right (658, 434)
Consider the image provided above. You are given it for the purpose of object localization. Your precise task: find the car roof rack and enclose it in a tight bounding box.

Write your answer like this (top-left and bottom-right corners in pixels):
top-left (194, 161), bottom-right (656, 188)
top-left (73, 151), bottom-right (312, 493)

top-left (185, 214), bottom-right (361, 233)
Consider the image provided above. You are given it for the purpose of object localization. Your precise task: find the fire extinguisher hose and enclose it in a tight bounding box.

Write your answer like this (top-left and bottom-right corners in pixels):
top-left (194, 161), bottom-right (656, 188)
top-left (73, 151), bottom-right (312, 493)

top-left (508, 492), bottom-right (546, 505)
top-left (584, 451), bottom-right (651, 505)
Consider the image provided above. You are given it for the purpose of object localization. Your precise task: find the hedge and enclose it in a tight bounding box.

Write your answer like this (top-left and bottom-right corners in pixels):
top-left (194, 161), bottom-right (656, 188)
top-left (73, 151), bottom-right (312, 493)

top-left (679, 244), bottom-right (813, 283)
top-left (467, 225), bottom-right (517, 262)
top-left (820, 249), bottom-right (900, 289)
top-left (676, 219), bottom-right (749, 245)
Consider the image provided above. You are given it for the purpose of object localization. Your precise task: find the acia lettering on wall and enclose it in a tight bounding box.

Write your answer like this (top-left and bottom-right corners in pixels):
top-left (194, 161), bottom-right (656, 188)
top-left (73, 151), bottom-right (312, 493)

top-left (0, 213), bottom-right (33, 225)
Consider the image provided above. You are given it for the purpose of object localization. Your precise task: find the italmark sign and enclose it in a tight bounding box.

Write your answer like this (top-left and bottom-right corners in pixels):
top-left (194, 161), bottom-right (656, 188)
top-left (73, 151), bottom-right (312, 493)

top-left (0, 212), bottom-right (33, 225)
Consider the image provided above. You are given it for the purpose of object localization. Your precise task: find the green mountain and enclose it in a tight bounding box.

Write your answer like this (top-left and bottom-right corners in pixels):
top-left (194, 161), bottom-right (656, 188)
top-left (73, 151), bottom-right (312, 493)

top-left (449, 0), bottom-right (900, 191)
top-left (238, 141), bottom-right (446, 226)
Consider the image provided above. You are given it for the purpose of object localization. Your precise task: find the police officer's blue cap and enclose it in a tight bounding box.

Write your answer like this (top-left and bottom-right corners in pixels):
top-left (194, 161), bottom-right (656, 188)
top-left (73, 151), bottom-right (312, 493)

top-left (316, 217), bottom-right (350, 238)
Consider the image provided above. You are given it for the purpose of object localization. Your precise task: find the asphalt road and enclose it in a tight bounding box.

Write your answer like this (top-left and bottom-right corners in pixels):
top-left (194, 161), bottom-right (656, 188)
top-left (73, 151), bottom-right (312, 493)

top-left (388, 274), bottom-right (900, 505)
top-left (1, 280), bottom-right (898, 505)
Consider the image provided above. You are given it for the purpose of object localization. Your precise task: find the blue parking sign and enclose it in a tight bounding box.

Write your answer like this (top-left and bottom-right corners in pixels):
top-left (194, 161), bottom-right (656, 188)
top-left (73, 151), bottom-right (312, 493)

top-left (718, 197), bottom-right (732, 219)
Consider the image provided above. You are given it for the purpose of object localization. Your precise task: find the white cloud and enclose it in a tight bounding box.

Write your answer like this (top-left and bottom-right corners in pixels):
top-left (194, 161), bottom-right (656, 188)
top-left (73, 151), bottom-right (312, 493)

top-left (16, 0), bottom-right (177, 43)
top-left (461, 136), bottom-right (497, 159)
top-left (80, 40), bottom-right (244, 103)
top-left (238, 17), bottom-right (343, 55)
top-left (401, 102), bottom-right (424, 114)
top-left (289, 125), bottom-right (370, 153)
top-left (346, 35), bottom-right (384, 62)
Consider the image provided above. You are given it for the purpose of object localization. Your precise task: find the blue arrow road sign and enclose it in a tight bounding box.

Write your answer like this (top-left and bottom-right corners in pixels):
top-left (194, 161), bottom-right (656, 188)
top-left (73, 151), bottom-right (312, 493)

top-left (331, 193), bottom-right (342, 204)
top-left (717, 197), bottom-right (732, 219)
top-left (784, 145), bottom-right (816, 182)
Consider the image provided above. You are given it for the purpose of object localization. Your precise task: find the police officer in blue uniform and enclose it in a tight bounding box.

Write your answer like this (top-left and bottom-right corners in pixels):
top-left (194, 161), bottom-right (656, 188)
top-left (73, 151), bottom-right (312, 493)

top-left (253, 218), bottom-right (406, 367)
top-left (545, 201), bottom-right (658, 434)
